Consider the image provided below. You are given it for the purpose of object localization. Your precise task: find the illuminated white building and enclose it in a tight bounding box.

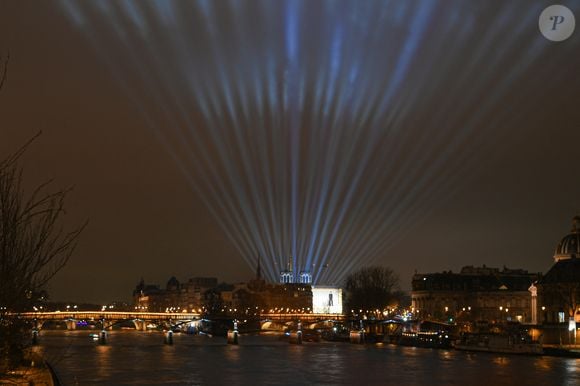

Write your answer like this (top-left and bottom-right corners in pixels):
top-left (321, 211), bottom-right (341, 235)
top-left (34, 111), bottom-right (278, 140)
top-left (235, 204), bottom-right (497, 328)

top-left (312, 286), bottom-right (343, 314)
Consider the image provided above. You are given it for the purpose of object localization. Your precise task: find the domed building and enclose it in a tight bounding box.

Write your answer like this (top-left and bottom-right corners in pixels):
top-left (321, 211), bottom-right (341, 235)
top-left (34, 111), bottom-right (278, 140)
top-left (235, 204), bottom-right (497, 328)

top-left (553, 216), bottom-right (580, 262)
top-left (537, 216), bottom-right (580, 326)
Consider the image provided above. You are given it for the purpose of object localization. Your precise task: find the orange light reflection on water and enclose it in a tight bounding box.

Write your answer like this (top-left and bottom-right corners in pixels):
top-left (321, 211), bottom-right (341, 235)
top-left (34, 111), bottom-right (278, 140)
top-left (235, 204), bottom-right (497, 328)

top-left (95, 344), bottom-right (112, 379)
top-left (492, 356), bottom-right (510, 366)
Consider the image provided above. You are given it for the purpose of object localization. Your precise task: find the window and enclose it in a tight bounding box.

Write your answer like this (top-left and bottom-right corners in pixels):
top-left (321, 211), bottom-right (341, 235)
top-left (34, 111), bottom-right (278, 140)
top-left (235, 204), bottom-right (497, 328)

top-left (558, 311), bottom-right (566, 323)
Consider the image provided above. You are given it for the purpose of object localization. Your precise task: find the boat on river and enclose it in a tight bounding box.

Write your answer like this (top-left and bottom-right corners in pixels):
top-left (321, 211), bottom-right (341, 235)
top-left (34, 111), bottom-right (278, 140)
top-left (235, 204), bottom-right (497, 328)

top-left (454, 332), bottom-right (543, 355)
top-left (397, 330), bottom-right (453, 349)
top-left (389, 320), bottom-right (455, 349)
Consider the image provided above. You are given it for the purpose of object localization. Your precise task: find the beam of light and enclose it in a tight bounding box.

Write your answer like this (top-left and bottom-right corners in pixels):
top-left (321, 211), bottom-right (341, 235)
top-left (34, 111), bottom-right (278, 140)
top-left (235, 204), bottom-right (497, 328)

top-left (57, 0), bottom-right (564, 286)
top-left (323, 6), bottom-right (550, 284)
top-left (57, 1), bottom-right (271, 276)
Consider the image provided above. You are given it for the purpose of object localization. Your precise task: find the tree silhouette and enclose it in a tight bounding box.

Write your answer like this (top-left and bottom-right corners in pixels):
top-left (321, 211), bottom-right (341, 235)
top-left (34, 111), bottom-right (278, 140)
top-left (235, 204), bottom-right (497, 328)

top-left (0, 54), bottom-right (86, 371)
top-left (344, 266), bottom-right (400, 315)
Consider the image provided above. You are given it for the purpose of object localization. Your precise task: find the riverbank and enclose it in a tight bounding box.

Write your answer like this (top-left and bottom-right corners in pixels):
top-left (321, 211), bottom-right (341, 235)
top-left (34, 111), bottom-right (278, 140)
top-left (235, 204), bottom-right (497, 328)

top-left (0, 365), bottom-right (54, 386)
top-left (0, 353), bottom-right (58, 386)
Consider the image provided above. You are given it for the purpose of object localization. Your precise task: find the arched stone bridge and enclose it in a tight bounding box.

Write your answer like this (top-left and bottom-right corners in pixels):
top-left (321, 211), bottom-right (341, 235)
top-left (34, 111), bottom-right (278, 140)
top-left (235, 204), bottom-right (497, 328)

top-left (19, 311), bottom-right (346, 330)
top-left (20, 311), bottom-right (201, 330)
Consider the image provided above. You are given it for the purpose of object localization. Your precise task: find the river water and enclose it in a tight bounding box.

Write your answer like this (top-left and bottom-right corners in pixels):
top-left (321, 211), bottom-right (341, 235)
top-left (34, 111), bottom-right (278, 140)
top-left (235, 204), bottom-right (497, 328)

top-left (33, 330), bottom-right (579, 386)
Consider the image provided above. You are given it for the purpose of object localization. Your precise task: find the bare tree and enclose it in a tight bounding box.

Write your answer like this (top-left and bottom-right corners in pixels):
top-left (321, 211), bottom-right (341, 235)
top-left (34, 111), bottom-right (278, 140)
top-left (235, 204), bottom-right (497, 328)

top-left (553, 282), bottom-right (580, 319)
top-left (0, 138), bottom-right (85, 308)
top-left (0, 54), bottom-right (7, 91)
top-left (0, 54), bottom-right (86, 372)
top-left (344, 265), bottom-right (401, 315)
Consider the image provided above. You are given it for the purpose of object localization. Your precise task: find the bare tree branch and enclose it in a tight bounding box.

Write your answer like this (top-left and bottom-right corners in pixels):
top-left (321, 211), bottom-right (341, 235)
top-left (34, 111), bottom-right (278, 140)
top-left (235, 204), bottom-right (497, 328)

top-left (1, 134), bottom-right (87, 371)
top-left (0, 53), bottom-right (8, 91)
top-left (344, 265), bottom-right (401, 313)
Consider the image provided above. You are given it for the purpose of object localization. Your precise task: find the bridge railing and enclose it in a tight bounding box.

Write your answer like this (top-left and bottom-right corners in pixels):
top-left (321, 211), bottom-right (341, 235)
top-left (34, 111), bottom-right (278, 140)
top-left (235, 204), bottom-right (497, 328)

top-left (260, 313), bottom-right (346, 322)
top-left (18, 311), bottom-right (201, 320)
top-left (17, 311), bottom-right (346, 323)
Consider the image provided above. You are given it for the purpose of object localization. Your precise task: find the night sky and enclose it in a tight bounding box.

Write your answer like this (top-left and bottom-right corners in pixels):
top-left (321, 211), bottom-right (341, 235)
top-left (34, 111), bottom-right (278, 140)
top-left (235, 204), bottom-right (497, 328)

top-left (1, 1), bottom-right (580, 304)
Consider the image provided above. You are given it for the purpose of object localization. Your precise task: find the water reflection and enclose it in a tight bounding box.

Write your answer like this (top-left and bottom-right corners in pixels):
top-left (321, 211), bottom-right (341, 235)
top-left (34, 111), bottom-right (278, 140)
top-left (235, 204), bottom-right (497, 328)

top-left (534, 357), bottom-right (555, 371)
top-left (564, 359), bottom-right (580, 386)
top-left (95, 344), bottom-right (112, 379)
top-left (224, 344), bottom-right (241, 363)
top-left (35, 331), bottom-right (580, 386)
top-left (492, 356), bottom-right (510, 366)
top-left (437, 349), bottom-right (453, 361)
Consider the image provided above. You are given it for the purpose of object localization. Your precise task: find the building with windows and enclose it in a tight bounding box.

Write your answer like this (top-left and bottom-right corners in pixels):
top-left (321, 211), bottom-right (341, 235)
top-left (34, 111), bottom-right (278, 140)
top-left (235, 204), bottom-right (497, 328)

top-left (133, 270), bottom-right (313, 314)
top-left (412, 265), bottom-right (541, 323)
top-left (537, 216), bottom-right (580, 325)
top-left (133, 276), bottom-right (218, 312)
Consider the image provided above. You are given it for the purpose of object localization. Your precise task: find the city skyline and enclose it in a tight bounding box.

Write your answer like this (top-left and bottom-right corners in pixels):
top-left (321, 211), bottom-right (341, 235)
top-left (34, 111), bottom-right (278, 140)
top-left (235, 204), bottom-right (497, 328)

top-left (1, 1), bottom-right (580, 304)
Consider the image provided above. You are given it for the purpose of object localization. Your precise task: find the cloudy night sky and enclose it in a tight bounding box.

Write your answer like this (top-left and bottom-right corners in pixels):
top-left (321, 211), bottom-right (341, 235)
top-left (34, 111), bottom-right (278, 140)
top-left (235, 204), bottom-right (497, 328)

top-left (1, 0), bottom-right (579, 304)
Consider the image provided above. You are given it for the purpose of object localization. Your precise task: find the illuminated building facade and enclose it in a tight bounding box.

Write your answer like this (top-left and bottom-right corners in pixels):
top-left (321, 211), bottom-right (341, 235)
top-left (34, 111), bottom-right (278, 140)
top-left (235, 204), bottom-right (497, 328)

top-left (279, 256), bottom-right (312, 284)
top-left (241, 261), bottom-right (313, 312)
top-left (312, 286), bottom-right (343, 314)
top-left (412, 266), bottom-right (540, 323)
top-left (133, 276), bottom-right (218, 312)
top-left (133, 271), bottom-right (313, 314)
top-left (250, 282), bottom-right (313, 312)
top-left (537, 216), bottom-right (580, 324)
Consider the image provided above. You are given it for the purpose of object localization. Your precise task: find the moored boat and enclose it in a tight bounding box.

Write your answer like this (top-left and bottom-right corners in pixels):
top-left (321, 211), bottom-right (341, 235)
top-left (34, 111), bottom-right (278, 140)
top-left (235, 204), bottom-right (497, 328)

top-left (454, 332), bottom-right (543, 355)
top-left (397, 330), bottom-right (453, 349)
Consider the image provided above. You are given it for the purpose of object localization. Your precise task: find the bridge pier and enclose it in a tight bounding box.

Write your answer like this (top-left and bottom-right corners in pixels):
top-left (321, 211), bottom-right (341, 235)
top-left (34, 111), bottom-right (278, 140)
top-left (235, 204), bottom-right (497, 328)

top-left (349, 330), bottom-right (365, 344)
top-left (350, 320), bottom-right (365, 344)
top-left (164, 330), bottom-right (174, 345)
top-left (289, 321), bottom-right (303, 344)
top-left (31, 329), bottom-right (39, 345)
top-left (65, 319), bottom-right (77, 330)
top-left (134, 320), bottom-right (148, 331)
top-left (227, 320), bottom-right (239, 345)
top-left (99, 330), bottom-right (107, 345)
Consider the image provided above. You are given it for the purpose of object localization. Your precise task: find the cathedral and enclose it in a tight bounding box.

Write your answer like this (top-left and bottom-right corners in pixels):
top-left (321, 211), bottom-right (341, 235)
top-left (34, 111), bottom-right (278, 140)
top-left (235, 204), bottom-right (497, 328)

top-left (279, 256), bottom-right (312, 284)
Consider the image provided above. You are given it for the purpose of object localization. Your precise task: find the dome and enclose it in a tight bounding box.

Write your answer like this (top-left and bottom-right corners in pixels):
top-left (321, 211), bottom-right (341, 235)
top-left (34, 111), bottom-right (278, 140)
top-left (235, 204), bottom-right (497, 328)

top-left (554, 216), bottom-right (580, 261)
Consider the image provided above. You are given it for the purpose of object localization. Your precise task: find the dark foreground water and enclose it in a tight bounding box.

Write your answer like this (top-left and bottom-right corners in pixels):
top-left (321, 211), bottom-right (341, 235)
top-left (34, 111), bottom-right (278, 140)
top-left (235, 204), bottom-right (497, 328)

top-left (34, 330), bottom-right (580, 386)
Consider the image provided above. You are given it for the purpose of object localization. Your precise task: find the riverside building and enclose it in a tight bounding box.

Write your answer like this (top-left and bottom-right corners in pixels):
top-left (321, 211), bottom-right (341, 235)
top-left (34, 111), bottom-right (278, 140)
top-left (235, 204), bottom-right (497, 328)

top-left (537, 216), bottom-right (580, 325)
top-left (411, 265), bottom-right (540, 323)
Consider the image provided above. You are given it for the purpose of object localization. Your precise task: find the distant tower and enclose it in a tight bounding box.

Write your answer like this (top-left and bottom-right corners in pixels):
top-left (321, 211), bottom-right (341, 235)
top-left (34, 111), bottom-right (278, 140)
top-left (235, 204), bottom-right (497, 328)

top-left (280, 256), bottom-right (294, 284)
top-left (299, 271), bottom-right (312, 284)
top-left (279, 256), bottom-right (312, 284)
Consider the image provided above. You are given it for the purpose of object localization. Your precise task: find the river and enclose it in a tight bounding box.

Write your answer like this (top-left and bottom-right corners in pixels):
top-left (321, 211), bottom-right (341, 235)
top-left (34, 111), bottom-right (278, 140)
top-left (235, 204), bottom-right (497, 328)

top-left (33, 330), bottom-right (579, 386)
